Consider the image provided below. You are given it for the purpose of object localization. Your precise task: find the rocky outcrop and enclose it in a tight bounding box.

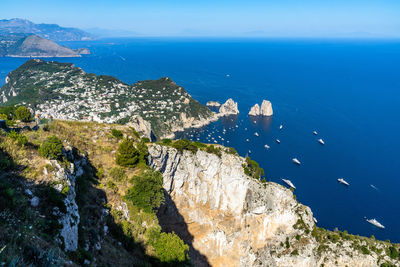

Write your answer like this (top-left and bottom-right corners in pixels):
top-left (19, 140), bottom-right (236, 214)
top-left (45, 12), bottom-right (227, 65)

top-left (218, 98), bottom-right (239, 116)
top-left (48, 147), bottom-right (87, 252)
top-left (148, 144), bottom-right (397, 267)
top-left (206, 101), bottom-right (221, 107)
top-left (127, 115), bottom-right (153, 139)
top-left (249, 100), bottom-right (273, 116)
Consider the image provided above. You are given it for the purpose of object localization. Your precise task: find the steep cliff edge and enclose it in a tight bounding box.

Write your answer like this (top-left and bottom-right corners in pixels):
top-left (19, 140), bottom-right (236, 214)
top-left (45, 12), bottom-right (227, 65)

top-left (148, 144), bottom-right (399, 267)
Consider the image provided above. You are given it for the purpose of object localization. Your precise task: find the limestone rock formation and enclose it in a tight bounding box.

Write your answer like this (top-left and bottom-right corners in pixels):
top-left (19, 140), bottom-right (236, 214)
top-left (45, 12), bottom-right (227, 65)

top-left (218, 98), bottom-right (239, 116)
top-left (249, 99), bottom-right (273, 116)
top-left (148, 144), bottom-right (396, 267)
top-left (206, 101), bottom-right (221, 107)
top-left (127, 115), bottom-right (153, 140)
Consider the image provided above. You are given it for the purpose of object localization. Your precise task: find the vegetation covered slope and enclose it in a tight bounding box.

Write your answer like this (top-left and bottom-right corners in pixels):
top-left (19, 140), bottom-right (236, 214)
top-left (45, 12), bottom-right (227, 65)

top-left (0, 59), bottom-right (215, 138)
top-left (0, 119), bottom-right (191, 266)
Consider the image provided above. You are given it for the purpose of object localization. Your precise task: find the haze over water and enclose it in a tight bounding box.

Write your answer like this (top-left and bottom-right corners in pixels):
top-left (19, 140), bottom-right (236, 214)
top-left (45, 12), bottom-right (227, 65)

top-left (1, 38), bottom-right (399, 242)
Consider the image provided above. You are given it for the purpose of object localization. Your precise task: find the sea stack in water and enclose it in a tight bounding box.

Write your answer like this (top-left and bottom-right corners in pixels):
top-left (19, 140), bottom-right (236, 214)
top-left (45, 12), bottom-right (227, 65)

top-left (219, 98), bottom-right (239, 116)
top-left (206, 101), bottom-right (221, 107)
top-left (249, 99), bottom-right (273, 116)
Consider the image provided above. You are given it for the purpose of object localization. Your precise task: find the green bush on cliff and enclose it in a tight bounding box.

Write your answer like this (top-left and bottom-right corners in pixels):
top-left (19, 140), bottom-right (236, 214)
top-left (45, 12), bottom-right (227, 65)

top-left (124, 170), bottom-right (164, 213)
top-left (111, 128), bottom-right (123, 139)
top-left (38, 135), bottom-right (63, 160)
top-left (243, 156), bottom-right (264, 179)
top-left (152, 232), bottom-right (190, 263)
top-left (15, 106), bottom-right (31, 122)
top-left (115, 138), bottom-right (140, 167)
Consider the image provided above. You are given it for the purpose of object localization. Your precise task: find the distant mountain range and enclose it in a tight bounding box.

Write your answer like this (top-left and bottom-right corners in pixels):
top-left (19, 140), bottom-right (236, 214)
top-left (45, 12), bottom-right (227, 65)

top-left (0, 18), bottom-right (95, 42)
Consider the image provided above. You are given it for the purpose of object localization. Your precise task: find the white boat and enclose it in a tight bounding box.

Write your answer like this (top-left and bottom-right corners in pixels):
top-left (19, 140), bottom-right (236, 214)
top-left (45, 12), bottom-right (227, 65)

top-left (279, 125), bottom-right (283, 130)
top-left (254, 132), bottom-right (259, 137)
top-left (276, 139), bottom-right (281, 144)
top-left (282, 179), bottom-right (296, 189)
top-left (292, 158), bottom-right (301, 165)
top-left (246, 138), bottom-right (250, 142)
top-left (226, 74), bottom-right (230, 77)
top-left (337, 178), bottom-right (350, 186)
top-left (245, 128), bottom-right (248, 131)
top-left (318, 139), bottom-right (325, 145)
top-left (366, 218), bottom-right (385, 229)
top-left (264, 144), bottom-right (270, 149)
top-left (248, 150), bottom-right (252, 154)
top-left (313, 131), bottom-right (318, 135)
top-left (313, 217), bottom-right (318, 223)
top-left (370, 184), bottom-right (379, 191)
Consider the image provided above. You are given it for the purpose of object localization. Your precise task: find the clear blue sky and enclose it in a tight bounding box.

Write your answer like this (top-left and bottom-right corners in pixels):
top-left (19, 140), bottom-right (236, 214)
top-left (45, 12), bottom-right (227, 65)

top-left (1, 0), bottom-right (399, 37)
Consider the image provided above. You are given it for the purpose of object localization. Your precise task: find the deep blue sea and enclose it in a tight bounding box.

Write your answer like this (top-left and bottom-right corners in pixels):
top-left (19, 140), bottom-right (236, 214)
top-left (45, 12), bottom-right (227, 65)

top-left (1, 38), bottom-right (399, 242)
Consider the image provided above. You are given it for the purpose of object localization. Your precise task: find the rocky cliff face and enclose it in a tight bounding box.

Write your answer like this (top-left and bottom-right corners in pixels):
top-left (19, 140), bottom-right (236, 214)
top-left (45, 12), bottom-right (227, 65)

top-left (219, 98), bottom-right (239, 116)
top-left (249, 100), bottom-right (273, 116)
top-left (148, 144), bottom-right (398, 267)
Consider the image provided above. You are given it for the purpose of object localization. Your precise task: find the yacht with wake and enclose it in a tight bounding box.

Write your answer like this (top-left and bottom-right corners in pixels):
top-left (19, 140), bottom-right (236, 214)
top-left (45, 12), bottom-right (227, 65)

top-left (366, 218), bottom-right (385, 229)
top-left (337, 178), bottom-right (349, 186)
top-left (292, 158), bottom-right (301, 165)
top-left (282, 179), bottom-right (296, 189)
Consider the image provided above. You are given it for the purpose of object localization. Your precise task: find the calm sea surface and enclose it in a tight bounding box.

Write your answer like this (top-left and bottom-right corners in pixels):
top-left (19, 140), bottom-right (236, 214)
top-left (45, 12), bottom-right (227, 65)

top-left (1, 38), bottom-right (399, 242)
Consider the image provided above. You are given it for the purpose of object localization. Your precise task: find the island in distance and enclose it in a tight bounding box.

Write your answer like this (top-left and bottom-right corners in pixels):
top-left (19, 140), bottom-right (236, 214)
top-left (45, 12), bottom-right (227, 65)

top-left (0, 34), bottom-right (89, 58)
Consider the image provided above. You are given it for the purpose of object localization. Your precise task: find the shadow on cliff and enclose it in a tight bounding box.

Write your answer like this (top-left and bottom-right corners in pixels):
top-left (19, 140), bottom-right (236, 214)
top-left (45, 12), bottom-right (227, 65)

top-left (157, 190), bottom-right (212, 267)
top-left (0, 146), bottom-right (152, 266)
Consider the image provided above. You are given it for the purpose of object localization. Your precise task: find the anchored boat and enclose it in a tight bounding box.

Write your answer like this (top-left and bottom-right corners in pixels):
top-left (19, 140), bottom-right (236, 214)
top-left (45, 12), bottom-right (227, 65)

top-left (337, 178), bottom-right (350, 186)
top-left (292, 158), bottom-right (301, 165)
top-left (318, 139), bottom-right (325, 145)
top-left (282, 179), bottom-right (296, 189)
top-left (366, 218), bottom-right (385, 229)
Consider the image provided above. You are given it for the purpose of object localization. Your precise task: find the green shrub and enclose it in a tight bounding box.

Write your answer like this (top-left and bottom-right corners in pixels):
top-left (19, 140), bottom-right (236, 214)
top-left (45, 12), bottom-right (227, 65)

top-left (141, 137), bottom-right (150, 143)
top-left (8, 130), bottom-right (28, 146)
top-left (38, 135), bottom-right (63, 160)
top-left (0, 149), bottom-right (12, 171)
top-left (152, 232), bottom-right (189, 263)
top-left (111, 129), bottom-right (123, 139)
top-left (109, 167), bottom-right (127, 182)
top-left (161, 139), bottom-right (172, 145)
top-left (115, 138), bottom-right (140, 167)
top-left (388, 246), bottom-right (399, 259)
top-left (0, 180), bottom-right (16, 209)
top-left (205, 145), bottom-right (222, 157)
top-left (0, 113), bottom-right (13, 126)
top-left (361, 245), bottom-right (370, 255)
top-left (171, 139), bottom-right (198, 153)
top-left (243, 156), bottom-right (264, 179)
top-left (124, 170), bottom-right (164, 213)
top-left (15, 106), bottom-right (31, 122)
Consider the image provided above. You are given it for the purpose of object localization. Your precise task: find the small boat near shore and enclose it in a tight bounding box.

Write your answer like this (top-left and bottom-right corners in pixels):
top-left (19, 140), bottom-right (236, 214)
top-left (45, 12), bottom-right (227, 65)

top-left (276, 139), bottom-right (281, 144)
top-left (279, 125), bottom-right (283, 130)
top-left (337, 178), bottom-right (349, 186)
top-left (254, 132), bottom-right (259, 137)
top-left (282, 178), bottom-right (296, 189)
top-left (313, 131), bottom-right (318, 135)
top-left (264, 144), bottom-right (270, 149)
top-left (292, 158), bottom-right (301, 165)
top-left (366, 218), bottom-right (385, 229)
top-left (318, 139), bottom-right (325, 145)
top-left (246, 138), bottom-right (250, 142)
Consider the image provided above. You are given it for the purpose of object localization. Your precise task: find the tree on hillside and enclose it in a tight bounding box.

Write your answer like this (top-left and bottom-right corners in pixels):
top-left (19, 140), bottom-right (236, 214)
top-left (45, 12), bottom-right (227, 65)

top-left (38, 135), bottom-right (63, 160)
top-left (115, 138), bottom-right (139, 167)
top-left (15, 106), bottom-right (31, 122)
top-left (124, 170), bottom-right (164, 213)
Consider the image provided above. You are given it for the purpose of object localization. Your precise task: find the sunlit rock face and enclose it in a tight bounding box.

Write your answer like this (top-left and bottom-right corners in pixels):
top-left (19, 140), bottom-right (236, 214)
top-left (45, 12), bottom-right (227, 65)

top-left (148, 144), bottom-right (392, 267)
top-left (249, 100), bottom-right (273, 116)
top-left (219, 98), bottom-right (239, 116)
